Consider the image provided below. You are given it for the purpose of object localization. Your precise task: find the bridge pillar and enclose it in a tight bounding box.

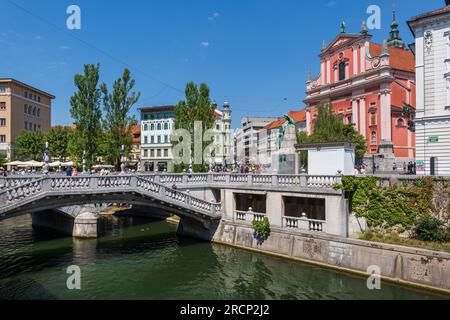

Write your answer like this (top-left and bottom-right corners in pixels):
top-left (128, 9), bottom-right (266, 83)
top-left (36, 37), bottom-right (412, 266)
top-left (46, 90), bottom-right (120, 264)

top-left (73, 211), bottom-right (98, 239)
top-left (177, 216), bottom-right (220, 241)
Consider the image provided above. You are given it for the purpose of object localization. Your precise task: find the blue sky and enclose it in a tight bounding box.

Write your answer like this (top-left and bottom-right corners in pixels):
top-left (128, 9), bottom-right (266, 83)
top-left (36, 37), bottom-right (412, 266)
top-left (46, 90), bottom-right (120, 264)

top-left (0, 0), bottom-right (445, 128)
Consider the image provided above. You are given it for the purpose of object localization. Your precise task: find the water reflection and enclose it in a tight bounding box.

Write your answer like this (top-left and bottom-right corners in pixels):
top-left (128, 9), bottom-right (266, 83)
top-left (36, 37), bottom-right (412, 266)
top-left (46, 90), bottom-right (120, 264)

top-left (0, 214), bottom-right (448, 300)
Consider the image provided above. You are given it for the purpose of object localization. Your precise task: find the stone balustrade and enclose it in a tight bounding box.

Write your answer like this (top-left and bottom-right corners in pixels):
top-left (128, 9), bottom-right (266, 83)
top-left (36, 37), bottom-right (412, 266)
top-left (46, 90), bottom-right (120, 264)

top-left (282, 216), bottom-right (326, 233)
top-left (0, 173), bottom-right (344, 191)
top-left (233, 210), bottom-right (267, 223)
top-left (0, 175), bottom-right (222, 219)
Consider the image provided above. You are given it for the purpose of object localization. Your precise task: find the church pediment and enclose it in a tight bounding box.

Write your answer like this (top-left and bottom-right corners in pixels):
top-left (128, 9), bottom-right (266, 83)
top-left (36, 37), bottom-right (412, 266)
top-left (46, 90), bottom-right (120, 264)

top-left (321, 34), bottom-right (370, 56)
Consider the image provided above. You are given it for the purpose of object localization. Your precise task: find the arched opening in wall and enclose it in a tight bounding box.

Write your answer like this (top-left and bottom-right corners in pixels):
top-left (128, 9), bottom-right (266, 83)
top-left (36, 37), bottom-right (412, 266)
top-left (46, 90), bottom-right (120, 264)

top-left (397, 118), bottom-right (405, 127)
top-left (339, 62), bottom-right (346, 81)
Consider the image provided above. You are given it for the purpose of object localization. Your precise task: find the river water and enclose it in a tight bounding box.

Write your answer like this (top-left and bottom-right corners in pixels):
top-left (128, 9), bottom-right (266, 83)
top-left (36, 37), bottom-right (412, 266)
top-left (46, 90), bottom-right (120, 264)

top-left (0, 214), bottom-right (448, 300)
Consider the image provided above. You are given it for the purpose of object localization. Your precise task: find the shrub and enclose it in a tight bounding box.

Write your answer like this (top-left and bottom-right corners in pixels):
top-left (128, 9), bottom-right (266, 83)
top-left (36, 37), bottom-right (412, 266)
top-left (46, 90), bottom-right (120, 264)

top-left (252, 217), bottom-right (271, 240)
top-left (414, 216), bottom-right (447, 243)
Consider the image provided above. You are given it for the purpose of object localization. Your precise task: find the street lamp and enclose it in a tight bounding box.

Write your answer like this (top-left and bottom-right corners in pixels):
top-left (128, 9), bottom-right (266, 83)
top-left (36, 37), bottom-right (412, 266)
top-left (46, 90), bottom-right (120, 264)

top-left (120, 144), bottom-right (125, 174)
top-left (82, 150), bottom-right (87, 174)
top-left (42, 141), bottom-right (50, 174)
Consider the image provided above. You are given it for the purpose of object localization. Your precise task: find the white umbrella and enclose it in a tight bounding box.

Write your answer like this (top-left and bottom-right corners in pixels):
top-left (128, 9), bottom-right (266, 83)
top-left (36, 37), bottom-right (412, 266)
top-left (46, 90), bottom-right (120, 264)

top-left (49, 161), bottom-right (61, 168)
top-left (4, 161), bottom-right (23, 166)
top-left (18, 160), bottom-right (44, 168)
top-left (61, 161), bottom-right (74, 167)
top-left (92, 164), bottom-right (114, 169)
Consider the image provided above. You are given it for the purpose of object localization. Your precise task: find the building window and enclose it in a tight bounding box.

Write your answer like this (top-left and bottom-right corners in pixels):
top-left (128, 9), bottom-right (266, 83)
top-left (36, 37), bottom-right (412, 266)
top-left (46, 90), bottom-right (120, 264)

top-left (157, 123), bottom-right (162, 130)
top-left (164, 149), bottom-right (168, 157)
top-left (151, 136), bottom-right (154, 144)
top-left (0, 118), bottom-right (5, 126)
top-left (164, 135), bottom-right (168, 143)
top-left (150, 149), bottom-right (155, 157)
top-left (339, 62), bottom-right (346, 81)
top-left (32, 107), bottom-right (36, 116)
top-left (369, 110), bottom-right (377, 126)
top-left (0, 102), bottom-right (6, 110)
top-left (0, 135), bottom-right (5, 143)
top-left (346, 115), bottom-right (352, 125)
top-left (24, 92), bottom-right (28, 98)
top-left (157, 149), bottom-right (161, 157)
top-left (150, 124), bottom-right (154, 131)
top-left (157, 136), bottom-right (161, 144)
top-left (24, 121), bottom-right (28, 129)
top-left (24, 105), bottom-right (27, 114)
top-left (397, 118), bottom-right (405, 127)
top-left (0, 85), bottom-right (6, 93)
top-left (144, 149), bottom-right (148, 157)
top-left (371, 131), bottom-right (377, 145)
top-left (38, 97), bottom-right (41, 103)
top-left (37, 108), bottom-right (41, 117)
top-left (216, 124), bottom-right (220, 131)
top-left (33, 124), bottom-right (37, 131)
top-left (144, 136), bottom-right (148, 144)
top-left (144, 124), bottom-right (148, 131)
top-left (28, 105), bottom-right (32, 114)
top-left (164, 123), bottom-right (168, 130)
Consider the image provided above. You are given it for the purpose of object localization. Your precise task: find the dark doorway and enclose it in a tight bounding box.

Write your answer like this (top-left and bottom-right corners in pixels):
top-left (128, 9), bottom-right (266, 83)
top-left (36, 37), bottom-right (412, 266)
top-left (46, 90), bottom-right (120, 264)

top-left (430, 157), bottom-right (437, 176)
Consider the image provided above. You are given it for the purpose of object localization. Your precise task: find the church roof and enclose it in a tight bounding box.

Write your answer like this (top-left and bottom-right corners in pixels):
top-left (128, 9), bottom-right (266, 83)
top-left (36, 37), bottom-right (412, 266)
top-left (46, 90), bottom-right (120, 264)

top-left (368, 43), bottom-right (415, 73)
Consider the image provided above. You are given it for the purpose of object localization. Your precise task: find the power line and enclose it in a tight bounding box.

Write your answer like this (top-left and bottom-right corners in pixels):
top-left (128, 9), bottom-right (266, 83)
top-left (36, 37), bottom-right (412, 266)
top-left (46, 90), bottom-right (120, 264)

top-left (7, 0), bottom-right (183, 94)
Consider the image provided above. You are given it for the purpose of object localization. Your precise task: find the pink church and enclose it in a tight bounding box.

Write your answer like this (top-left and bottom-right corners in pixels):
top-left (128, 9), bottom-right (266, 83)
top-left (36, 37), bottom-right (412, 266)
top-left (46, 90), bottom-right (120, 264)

top-left (304, 16), bottom-right (416, 169)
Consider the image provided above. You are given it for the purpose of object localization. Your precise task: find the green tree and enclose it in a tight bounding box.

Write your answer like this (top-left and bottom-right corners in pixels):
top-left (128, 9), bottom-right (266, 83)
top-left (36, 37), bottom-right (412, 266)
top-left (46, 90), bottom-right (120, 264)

top-left (69, 64), bottom-right (103, 168)
top-left (46, 126), bottom-right (72, 161)
top-left (14, 131), bottom-right (45, 161)
top-left (300, 103), bottom-right (367, 159)
top-left (0, 154), bottom-right (6, 167)
top-left (296, 131), bottom-right (309, 170)
top-left (101, 68), bottom-right (140, 169)
top-left (173, 82), bottom-right (216, 172)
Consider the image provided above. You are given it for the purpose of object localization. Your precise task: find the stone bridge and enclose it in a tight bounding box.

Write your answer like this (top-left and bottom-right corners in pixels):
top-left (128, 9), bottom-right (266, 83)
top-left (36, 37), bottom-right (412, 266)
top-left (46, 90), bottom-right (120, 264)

top-left (0, 173), bottom-right (347, 240)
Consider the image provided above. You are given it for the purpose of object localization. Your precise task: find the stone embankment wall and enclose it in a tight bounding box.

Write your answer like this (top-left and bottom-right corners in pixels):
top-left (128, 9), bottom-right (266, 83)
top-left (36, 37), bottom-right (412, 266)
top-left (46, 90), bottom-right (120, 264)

top-left (212, 220), bottom-right (450, 294)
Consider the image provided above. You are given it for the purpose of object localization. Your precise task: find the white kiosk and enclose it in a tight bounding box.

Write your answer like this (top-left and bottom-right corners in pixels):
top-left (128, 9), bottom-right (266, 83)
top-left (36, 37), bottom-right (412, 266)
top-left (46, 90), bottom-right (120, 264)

top-left (295, 142), bottom-right (356, 176)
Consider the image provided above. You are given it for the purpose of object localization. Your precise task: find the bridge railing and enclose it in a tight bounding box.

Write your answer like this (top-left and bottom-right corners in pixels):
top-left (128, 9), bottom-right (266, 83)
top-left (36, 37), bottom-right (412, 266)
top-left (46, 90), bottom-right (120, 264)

top-left (233, 210), bottom-right (267, 223)
top-left (0, 175), bottom-right (222, 218)
top-left (0, 173), bottom-right (344, 190)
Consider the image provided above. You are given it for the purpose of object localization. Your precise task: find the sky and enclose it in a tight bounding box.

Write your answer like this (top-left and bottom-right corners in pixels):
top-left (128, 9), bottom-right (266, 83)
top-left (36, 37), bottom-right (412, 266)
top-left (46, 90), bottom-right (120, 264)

top-left (0, 0), bottom-right (445, 128)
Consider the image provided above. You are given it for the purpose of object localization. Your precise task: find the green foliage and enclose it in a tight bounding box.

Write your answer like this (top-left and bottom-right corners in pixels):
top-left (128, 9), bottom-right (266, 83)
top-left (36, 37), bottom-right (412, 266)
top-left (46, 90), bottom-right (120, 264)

top-left (69, 64), bottom-right (103, 168)
top-left (101, 68), bottom-right (140, 169)
top-left (299, 104), bottom-right (367, 158)
top-left (0, 154), bottom-right (6, 167)
top-left (414, 216), bottom-right (448, 243)
top-left (14, 130), bottom-right (45, 160)
top-left (252, 217), bottom-right (271, 239)
top-left (336, 176), bottom-right (449, 243)
top-left (173, 82), bottom-right (216, 172)
top-left (296, 131), bottom-right (308, 169)
top-left (46, 126), bottom-right (71, 161)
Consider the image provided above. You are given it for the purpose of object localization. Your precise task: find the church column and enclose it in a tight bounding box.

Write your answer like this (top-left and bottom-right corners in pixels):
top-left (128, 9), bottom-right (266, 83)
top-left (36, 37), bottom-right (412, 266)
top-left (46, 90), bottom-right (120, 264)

top-left (359, 97), bottom-right (366, 137)
top-left (360, 44), bottom-right (366, 73)
top-left (380, 83), bottom-right (392, 142)
top-left (352, 99), bottom-right (359, 129)
top-left (353, 46), bottom-right (358, 75)
top-left (326, 58), bottom-right (331, 84)
top-left (320, 61), bottom-right (326, 85)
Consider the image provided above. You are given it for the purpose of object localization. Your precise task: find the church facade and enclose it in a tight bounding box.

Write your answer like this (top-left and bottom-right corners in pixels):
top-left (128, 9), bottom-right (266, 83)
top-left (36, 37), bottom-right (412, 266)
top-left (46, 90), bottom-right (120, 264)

top-left (304, 17), bottom-right (416, 171)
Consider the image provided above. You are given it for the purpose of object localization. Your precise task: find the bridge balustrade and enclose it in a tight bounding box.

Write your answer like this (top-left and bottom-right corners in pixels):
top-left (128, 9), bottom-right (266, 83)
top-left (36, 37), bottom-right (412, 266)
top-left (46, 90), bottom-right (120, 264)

top-left (282, 216), bottom-right (326, 233)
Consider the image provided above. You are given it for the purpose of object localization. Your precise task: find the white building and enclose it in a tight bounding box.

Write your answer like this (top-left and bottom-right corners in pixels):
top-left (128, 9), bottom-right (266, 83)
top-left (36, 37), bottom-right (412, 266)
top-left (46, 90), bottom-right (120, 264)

top-left (212, 102), bottom-right (233, 167)
top-left (408, 2), bottom-right (450, 176)
top-left (139, 106), bottom-right (175, 172)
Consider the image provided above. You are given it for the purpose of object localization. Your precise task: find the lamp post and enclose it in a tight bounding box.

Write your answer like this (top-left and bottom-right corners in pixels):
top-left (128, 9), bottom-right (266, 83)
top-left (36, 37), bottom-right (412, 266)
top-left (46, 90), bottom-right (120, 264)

top-left (43, 141), bottom-right (50, 174)
top-left (82, 150), bottom-right (87, 174)
top-left (120, 144), bottom-right (125, 174)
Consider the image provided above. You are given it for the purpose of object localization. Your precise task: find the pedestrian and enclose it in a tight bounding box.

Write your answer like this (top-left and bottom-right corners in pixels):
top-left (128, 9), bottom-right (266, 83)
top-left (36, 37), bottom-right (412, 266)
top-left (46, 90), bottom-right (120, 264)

top-left (66, 166), bottom-right (73, 177)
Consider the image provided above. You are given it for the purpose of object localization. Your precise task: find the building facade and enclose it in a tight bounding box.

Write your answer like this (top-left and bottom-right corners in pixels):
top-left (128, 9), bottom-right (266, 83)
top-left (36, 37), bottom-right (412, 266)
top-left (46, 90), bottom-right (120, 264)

top-left (139, 106), bottom-right (175, 172)
top-left (408, 2), bottom-right (450, 176)
top-left (239, 116), bottom-right (278, 165)
top-left (129, 124), bottom-right (141, 170)
top-left (212, 102), bottom-right (233, 167)
top-left (258, 110), bottom-right (307, 172)
top-left (0, 79), bottom-right (54, 160)
top-left (304, 17), bottom-right (416, 171)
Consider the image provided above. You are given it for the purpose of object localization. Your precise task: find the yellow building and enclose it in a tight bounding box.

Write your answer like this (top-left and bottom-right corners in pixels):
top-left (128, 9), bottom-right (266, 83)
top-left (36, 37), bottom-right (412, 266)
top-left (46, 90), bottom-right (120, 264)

top-left (0, 78), bottom-right (54, 159)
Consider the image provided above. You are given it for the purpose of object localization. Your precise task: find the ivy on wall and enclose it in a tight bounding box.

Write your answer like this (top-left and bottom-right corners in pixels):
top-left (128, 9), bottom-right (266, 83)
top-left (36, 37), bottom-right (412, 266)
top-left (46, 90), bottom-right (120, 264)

top-left (335, 176), bottom-right (449, 233)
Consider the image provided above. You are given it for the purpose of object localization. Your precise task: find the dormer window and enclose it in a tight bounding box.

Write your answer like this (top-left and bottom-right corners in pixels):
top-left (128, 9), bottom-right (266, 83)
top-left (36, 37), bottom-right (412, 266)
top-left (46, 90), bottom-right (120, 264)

top-left (339, 62), bottom-right (346, 81)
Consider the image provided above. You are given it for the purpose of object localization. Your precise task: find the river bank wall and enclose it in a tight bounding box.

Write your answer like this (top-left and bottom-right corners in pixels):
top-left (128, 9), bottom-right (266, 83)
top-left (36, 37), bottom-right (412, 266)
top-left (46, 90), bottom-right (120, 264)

top-left (211, 220), bottom-right (450, 295)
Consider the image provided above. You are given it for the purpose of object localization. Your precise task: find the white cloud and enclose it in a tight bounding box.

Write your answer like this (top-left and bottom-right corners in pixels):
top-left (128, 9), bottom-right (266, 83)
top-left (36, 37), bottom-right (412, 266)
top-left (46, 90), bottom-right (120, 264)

top-left (201, 41), bottom-right (210, 47)
top-left (208, 12), bottom-right (220, 21)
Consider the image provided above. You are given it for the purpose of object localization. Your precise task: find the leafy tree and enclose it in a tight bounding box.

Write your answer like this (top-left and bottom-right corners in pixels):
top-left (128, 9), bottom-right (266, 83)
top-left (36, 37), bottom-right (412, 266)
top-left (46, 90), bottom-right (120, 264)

top-left (46, 126), bottom-right (72, 161)
top-left (101, 68), bottom-right (140, 169)
top-left (0, 154), bottom-right (6, 167)
top-left (14, 131), bottom-right (45, 161)
top-left (299, 103), bottom-right (367, 159)
top-left (173, 82), bottom-right (216, 172)
top-left (69, 64), bottom-right (103, 168)
top-left (296, 131), bottom-right (309, 170)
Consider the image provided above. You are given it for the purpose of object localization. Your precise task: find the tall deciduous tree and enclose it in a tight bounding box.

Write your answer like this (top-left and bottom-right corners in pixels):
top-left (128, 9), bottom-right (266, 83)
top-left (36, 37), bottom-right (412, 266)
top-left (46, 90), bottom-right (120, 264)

top-left (173, 82), bottom-right (216, 172)
top-left (46, 126), bottom-right (72, 161)
top-left (101, 68), bottom-right (140, 169)
top-left (69, 64), bottom-right (103, 168)
top-left (14, 131), bottom-right (45, 161)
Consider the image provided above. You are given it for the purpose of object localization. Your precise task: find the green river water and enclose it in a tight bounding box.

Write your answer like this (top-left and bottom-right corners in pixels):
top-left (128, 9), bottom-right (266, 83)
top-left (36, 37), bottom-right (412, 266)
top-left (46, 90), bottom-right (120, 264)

top-left (0, 214), bottom-right (448, 300)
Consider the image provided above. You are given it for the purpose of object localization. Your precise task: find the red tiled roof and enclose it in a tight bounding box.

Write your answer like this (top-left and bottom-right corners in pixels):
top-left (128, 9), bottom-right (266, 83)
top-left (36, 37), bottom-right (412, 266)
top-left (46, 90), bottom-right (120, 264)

top-left (369, 43), bottom-right (415, 73)
top-left (264, 118), bottom-right (286, 130)
top-left (288, 110), bottom-right (307, 123)
top-left (131, 124), bottom-right (141, 143)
